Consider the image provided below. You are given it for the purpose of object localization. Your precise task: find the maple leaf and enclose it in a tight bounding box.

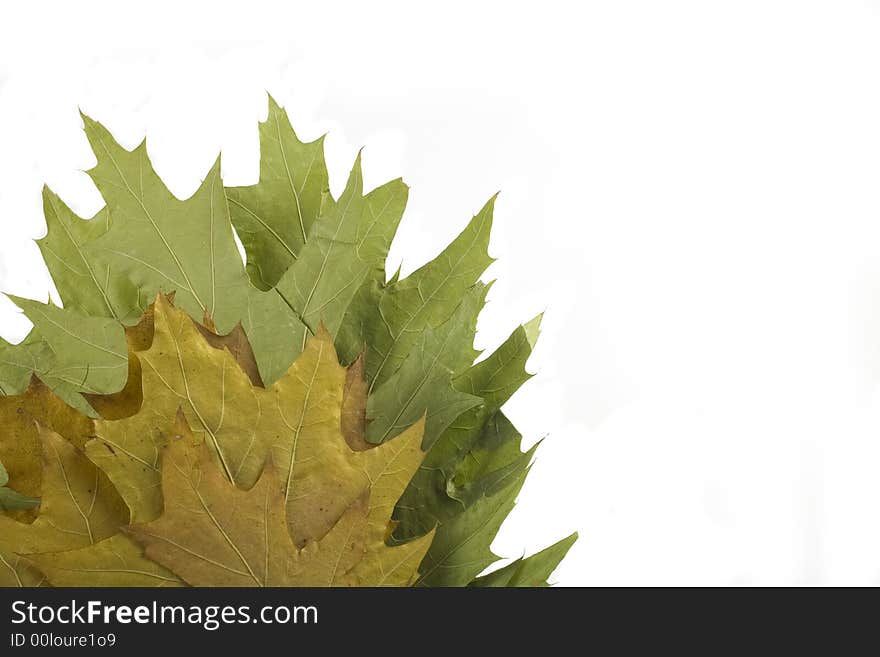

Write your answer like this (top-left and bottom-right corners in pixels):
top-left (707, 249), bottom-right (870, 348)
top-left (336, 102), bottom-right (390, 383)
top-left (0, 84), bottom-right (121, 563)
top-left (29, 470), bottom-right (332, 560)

top-left (67, 113), bottom-right (306, 386)
top-left (0, 95), bottom-right (576, 586)
top-left (87, 295), bottom-right (434, 553)
top-left (0, 424), bottom-right (128, 556)
top-left (8, 297), bottom-right (128, 406)
top-left (28, 534), bottom-right (183, 588)
top-left (338, 196), bottom-right (494, 380)
top-left (0, 299), bottom-right (128, 417)
top-left (225, 96), bottom-right (330, 291)
top-left (85, 294), bottom-right (271, 521)
top-left (365, 284), bottom-right (486, 448)
top-left (273, 154), bottom-right (407, 345)
top-left (469, 532), bottom-right (578, 587)
top-left (415, 470), bottom-right (526, 586)
top-left (0, 378), bottom-right (96, 523)
top-left (393, 316), bottom-right (576, 586)
top-left (126, 411), bottom-right (431, 587)
top-left (392, 315), bottom-right (542, 544)
top-left (38, 187), bottom-right (142, 324)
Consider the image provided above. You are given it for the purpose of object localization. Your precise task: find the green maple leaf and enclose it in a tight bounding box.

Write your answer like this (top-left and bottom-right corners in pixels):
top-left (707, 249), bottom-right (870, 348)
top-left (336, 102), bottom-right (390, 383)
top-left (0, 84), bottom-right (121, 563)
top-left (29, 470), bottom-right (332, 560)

top-left (2, 298), bottom-right (128, 416)
top-left (0, 337), bottom-right (52, 397)
top-left (8, 297), bottom-right (128, 394)
top-left (224, 96), bottom-right (407, 368)
top-left (389, 315), bottom-right (562, 586)
top-left (80, 114), bottom-right (241, 331)
top-left (77, 113), bottom-right (307, 385)
top-left (415, 469), bottom-right (527, 586)
top-left (365, 283), bottom-right (487, 448)
top-left (273, 154), bottom-right (407, 343)
top-left (339, 196), bottom-right (494, 384)
top-left (38, 187), bottom-right (142, 323)
top-left (417, 469), bottom-right (576, 588)
top-left (391, 314), bottom-right (542, 543)
top-left (0, 96), bottom-right (576, 587)
top-left (276, 155), bottom-right (408, 335)
top-left (470, 532), bottom-right (578, 587)
top-left (226, 96), bottom-right (330, 291)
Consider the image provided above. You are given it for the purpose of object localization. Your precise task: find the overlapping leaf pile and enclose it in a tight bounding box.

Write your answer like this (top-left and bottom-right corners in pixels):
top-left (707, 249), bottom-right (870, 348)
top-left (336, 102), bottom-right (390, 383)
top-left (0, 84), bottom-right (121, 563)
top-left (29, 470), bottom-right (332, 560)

top-left (0, 98), bottom-right (575, 587)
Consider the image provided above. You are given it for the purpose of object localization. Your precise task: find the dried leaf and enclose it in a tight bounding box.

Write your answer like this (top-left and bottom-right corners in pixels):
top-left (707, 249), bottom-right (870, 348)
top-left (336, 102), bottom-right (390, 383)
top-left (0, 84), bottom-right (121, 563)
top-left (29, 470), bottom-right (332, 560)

top-left (469, 532), bottom-right (577, 587)
top-left (128, 413), bottom-right (429, 586)
top-left (341, 354), bottom-right (369, 451)
top-left (0, 425), bottom-right (128, 555)
top-left (28, 534), bottom-right (183, 587)
top-left (0, 460), bottom-right (40, 512)
top-left (226, 95), bottom-right (330, 290)
top-left (0, 378), bottom-right (95, 523)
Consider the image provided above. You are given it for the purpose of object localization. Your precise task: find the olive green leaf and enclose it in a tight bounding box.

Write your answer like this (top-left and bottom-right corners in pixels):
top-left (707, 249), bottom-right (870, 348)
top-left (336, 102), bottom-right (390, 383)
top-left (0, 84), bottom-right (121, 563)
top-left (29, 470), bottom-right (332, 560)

top-left (38, 187), bottom-right (142, 323)
top-left (469, 532), bottom-right (578, 587)
top-left (365, 283), bottom-right (487, 447)
top-left (8, 297), bottom-right (128, 396)
top-left (80, 114), bottom-right (242, 332)
top-left (226, 95), bottom-right (330, 290)
top-left (416, 470), bottom-right (527, 587)
top-left (353, 196), bottom-right (495, 390)
top-left (78, 112), bottom-right (306, 386)
top-left (393, 315), bottom-right (541, 543)
top-left (274, 154), bottom-right (407, 344)
top-left (0, 337), bottom-right (52, 397)
top-left (241, 286), bottom-right (309, 385)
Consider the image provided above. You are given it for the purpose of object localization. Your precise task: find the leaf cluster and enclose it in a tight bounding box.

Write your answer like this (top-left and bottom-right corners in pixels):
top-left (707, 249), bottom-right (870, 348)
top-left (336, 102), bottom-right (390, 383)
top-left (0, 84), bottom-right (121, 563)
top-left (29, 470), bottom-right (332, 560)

top-left (0, 98), bottom-right (575, 586)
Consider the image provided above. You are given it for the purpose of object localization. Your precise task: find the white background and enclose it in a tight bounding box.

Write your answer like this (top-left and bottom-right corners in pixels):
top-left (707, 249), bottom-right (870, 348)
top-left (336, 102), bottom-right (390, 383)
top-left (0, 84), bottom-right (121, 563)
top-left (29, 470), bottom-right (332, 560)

top-left (2, 1), bottom-right (880, 585)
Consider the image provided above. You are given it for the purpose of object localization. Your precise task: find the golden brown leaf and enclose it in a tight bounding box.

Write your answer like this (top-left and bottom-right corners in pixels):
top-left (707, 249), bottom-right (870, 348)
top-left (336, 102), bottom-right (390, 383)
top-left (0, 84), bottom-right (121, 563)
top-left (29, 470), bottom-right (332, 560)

top-left (128, 413), bottom-right (430, 587)
top-left (0, 378), bottom-right (94, 522)
top-left (127, 414), bottom-right (298, 586)
top-left (197, 322), bottom-right (264, 387)
top-left (0, 549), bottom-right (46, 587)
top-left (88, 297), bottom-right (431, 553)
top-left (341, 353), bottom-right (370, 451)
top-left (0, 425), bottom-right (128, 555)
top-left (28, 534), bottom-right (183, 588)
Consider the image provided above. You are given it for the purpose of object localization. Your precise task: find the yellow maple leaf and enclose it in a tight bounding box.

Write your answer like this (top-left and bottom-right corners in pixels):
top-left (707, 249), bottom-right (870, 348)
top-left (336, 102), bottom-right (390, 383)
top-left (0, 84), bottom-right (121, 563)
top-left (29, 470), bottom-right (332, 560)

top-left (126, 412), bottom-right (432, 586)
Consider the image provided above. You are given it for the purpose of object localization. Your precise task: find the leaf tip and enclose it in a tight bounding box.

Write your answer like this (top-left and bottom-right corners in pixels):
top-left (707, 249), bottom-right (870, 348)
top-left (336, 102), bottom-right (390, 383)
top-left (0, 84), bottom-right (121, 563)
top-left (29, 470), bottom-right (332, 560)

top-left (523, 313), bottom-right (543, 348)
